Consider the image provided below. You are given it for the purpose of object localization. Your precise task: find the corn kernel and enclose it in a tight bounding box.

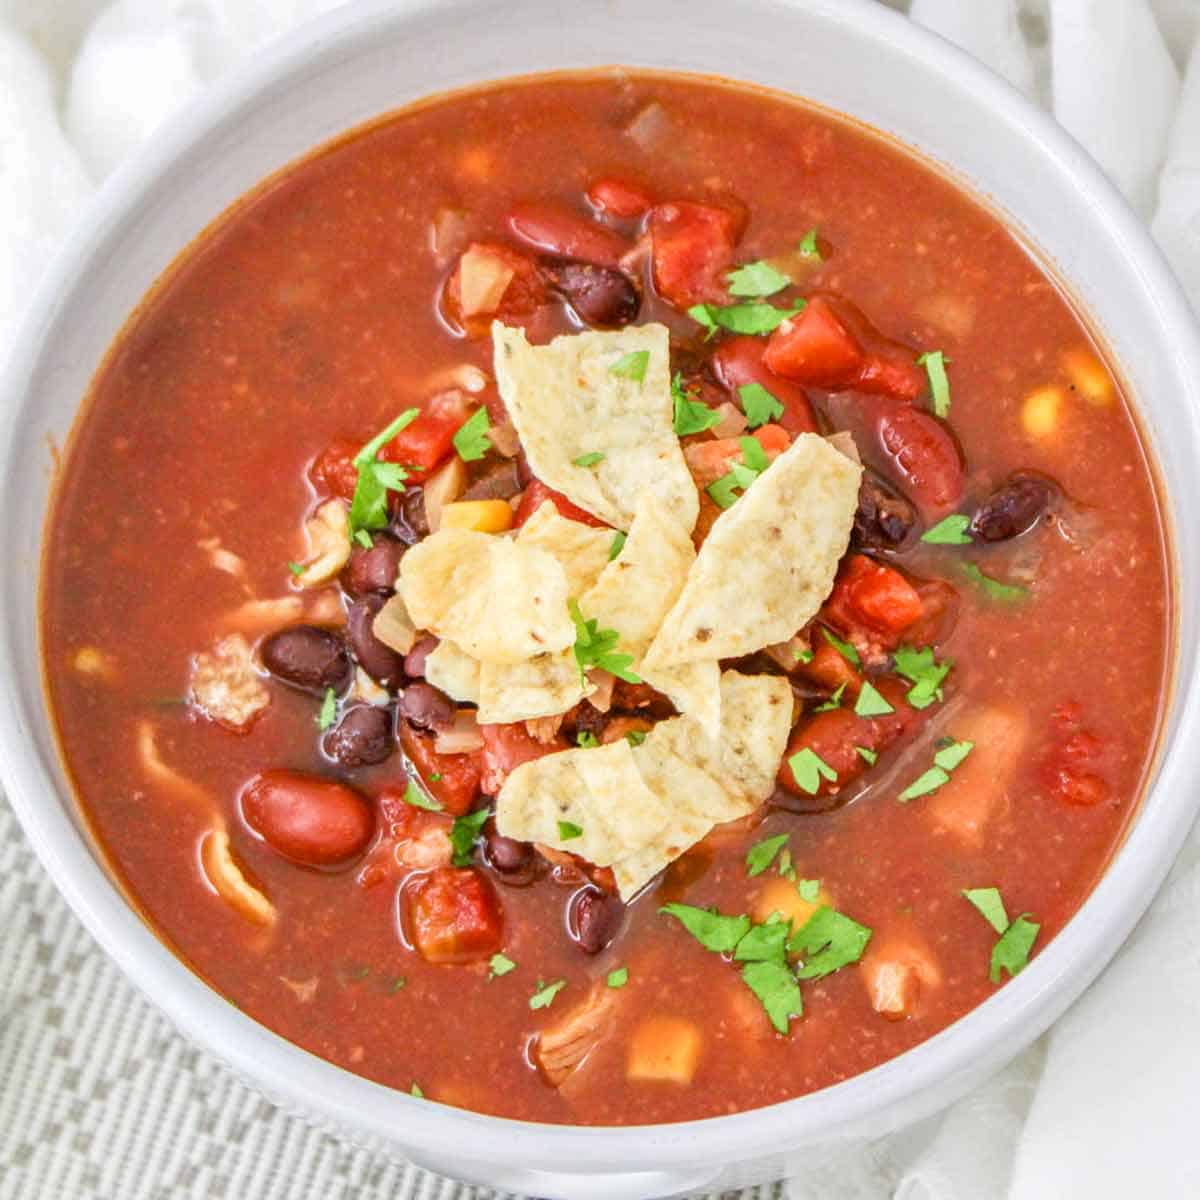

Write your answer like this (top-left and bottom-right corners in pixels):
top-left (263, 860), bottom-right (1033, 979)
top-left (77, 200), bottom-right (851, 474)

top-left (72, 646), bottom-right (116, 680)
top-left (439, 499), bottom-right (514, 533)
top-left (626, 1015), bottom-right (702, 1083)
top-left (1062, 347), bottom-right (1113, 406)
top-left (752, 876), bottom-right (835, 933)
top-left (1021, 385), bottom-right (1062, 438)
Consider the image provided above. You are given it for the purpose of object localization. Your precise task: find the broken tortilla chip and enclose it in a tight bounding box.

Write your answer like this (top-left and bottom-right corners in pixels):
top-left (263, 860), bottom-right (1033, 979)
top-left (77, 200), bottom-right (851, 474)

top-left (492, 322), bottom-right (698, 533)
top-left (477, 648), bottom-right (592, 723)
top-left (516, 501), bottom-right (615, 598)
top-left (424, 640), bottom-right (481, 704)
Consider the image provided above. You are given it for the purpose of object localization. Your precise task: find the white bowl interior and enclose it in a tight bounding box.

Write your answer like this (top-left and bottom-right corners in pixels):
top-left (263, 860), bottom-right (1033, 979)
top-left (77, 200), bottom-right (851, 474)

top-left (2, 0), bottom-right (1199, 1195)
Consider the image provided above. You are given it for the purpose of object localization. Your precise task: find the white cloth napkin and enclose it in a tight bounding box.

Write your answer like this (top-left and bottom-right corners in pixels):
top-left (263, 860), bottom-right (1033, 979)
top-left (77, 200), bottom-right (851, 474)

top-left (1, 3), bottom-right (1199, 1198)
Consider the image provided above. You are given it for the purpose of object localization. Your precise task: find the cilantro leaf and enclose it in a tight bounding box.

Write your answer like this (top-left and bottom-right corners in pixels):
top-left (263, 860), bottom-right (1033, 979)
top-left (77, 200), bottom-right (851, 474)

top-left (449, 807), bottom-right (490, 866)
top-left (790, 907), bottom-right (873, 979)
top-left (576, 730), bottom-right (599, 748)
top-left (316, 687), bottom-right (337, 731)
top-left (963, 886), bottom-right (1010, 935)
top-left (410, 1083), bottom-right (424, 1098)
top-left (625, 729), bottom-right (647, 747)
top-left (452, 406), bottom-right (492, 462)
top-left (734, 921), bottom-right (791, 965)
top-left (355, 409), bottom-right (419, 467)
top-left (671, 372), bottom-right (722, 436)
top-left (573, 451), bottom-right (605, 467)
top-left (741, 961), bottom-right (803, 1034)
top-left (856, 746), bottom-right (878, 766)
top-left (557, 820), bottom-right (584, 841)
top-left (786, 747), bottom-right (838, 795)
top-left (707, 472), bottom-right (744, 511)
top-left (854, 681), bottom-right (895, 718)
top-left (529, 979), bottom-right (567, 1010)
top-left (569, 599), bottom-right (641, 684)
top-left (813, 683), bottom-right (846, 713)
top-left (893, 644), bottom-right (951, 709)
top-left (402, 778), bottom-right (442, 812)
top-left (917, 350), bottom-right (951, 418)
top-left (796, 878), bottom-right (821, 903)
top-left (739, 435), bottom-right (770, 473)
top-left (727, 260), bottom-right (791, 298)
top-left (820, 627), bottom-right (861, 667)
top-left (777, 848), bottom-right (797, 881)
top-left (606, 967), bottom-right (629, 988)
top-left (349, 409), bottom-right (419, 537)
top-left (660, 903), bottom-right (752, 954)
top-left (706, 436), bottom-right (770, 510)
top-left (738, 382), bottom-right (785, 429)
top-left (897, 765), bottom-right (950, 802)
top-left (794, 647), bottom-right (814, 664)
top-left (746, 833), bottom-right (789, 878)
top-left (798, 228), bottom-right (822, 260)
top-left (489, 952), bottom-right (517, 978)
top-left (960, 561), bottom-right (1030, 604)
top-left (921, 513), bottom-right (972, 545)
top-left (610, 350), bottom-right (650, 383)
top-left (287, 560), bottom-right (305, 577)
top-left (934, 738), bottom-right (974, 771)
top-left (991, 915), bottom-right (1040, 982)
top-left (608, 531), bottom-right (627, 560)
top-left (688, 299), bottom-right (806, 337)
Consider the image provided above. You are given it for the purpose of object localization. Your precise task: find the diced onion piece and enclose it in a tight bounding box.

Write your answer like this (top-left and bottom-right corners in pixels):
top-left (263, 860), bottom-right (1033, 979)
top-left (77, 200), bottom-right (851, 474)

top-left (626, 1015), bottom-right (702, 1084)
top-left (457, 244), bottom-right (516, 317)
top-left (296, 499), bottom-right (351, 587)
top-left (351, 666), bottom-right (391, 706)
top-left (434, 708), bottom-right (484, 754)
top-left (439, 499), bottom-right (514, 533)
top-left (712, 402), bottom-right (748, 439)
top-left (200, 826), bottom-right (276, 926)
top-left (625, 102), bottom-right (671, 152)
top-left (1021, 385), bottom-right (1062, 438)
top-left (423, 457), bottom-right (467, 533)
top-left (752, 875), bottom-right (835, 935)
top-left (1062, 347), bottom-right (1113, 406)
top-left (73, 645), bottom-right (117, 681)
top-left (280, 976), bottom-right (319, 1003)
top-left (373, 593), bottom-right (417, 655)
top-left (430, 207), bottom-right (470, 265)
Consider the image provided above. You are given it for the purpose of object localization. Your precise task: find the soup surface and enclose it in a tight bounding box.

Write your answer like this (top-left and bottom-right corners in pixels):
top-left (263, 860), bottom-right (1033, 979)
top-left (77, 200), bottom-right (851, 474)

top-left (43, 71), bottom-right (1169, 1125)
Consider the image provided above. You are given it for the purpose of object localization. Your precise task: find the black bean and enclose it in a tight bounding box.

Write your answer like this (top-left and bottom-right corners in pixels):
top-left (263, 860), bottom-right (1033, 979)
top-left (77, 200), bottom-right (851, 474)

top-left (485, 829), bottom-right (533, 874)
top-left (260, 625), bottom-right (351, 695)
top-left (971, 474), bottom-right (1056, 543)
top-left (403, 635), bottom-right (438, 680)
top-left (323, 704), bottom-right (394, 768)
top-left (567, 886), bottom-right (624, 955)
top-left (390, 487), bottom-right (429, 546)
top-left (767, 784), bottom-right (846, 815)
top-left (342, 535), bottom-right (405, 597)
top-left (853, 473), bottom-right (916, 550)
top-left (566, 701), bottom-right (609, 744)
top-left (546, 261), bottom-right (640, 328)
top-left (461, 459), bottom-right (523, 502)
top-left (398, 681), bottom-right (455, 731)
top-left (347, 596), bottom-right (406, 689)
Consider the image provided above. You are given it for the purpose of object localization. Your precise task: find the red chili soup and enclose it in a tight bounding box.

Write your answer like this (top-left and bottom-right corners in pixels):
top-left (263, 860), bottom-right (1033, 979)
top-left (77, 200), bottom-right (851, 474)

top-left (42, 71), bottom-right (1170, 1125)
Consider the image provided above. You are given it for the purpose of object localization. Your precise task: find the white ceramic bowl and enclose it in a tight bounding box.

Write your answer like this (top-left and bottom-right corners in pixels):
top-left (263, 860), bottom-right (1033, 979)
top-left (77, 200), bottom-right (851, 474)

top-left (3, 2), bottom-right (1199, 1197)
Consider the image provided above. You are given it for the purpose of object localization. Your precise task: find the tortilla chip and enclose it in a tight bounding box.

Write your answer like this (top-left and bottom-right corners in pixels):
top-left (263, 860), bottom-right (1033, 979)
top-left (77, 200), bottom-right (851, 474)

top-left (641, 661), bottom-right (721, 740)
top-left (477, 648), bottom-right (592, 723)
top-left (516, 501), bottom-right (615, 598)
top-left (399, 528), bottom-right (574, 664)
top-left (424, 640), bottom-right (481, 704)
top-left (493, 323), bottom-right (698, 533)
top-left (496, 740), bottom-right (671, 868)
top-left (644, 433), bottom-right (861, 667)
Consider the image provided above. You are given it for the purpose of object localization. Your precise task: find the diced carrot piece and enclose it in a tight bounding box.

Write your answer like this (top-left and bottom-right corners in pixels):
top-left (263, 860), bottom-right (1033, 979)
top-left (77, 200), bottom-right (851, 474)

top-left (683, 424), bottom-right (791, 489)
top-left (406, 867), bottom-right (503, 964)
top-left (752, 876), bottom-right (835, 932)
top-left (626, 1016), bottom-right (702, 1083)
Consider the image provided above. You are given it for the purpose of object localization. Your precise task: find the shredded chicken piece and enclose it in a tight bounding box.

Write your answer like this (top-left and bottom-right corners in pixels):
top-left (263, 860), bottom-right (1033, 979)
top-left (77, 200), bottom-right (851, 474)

top-left (197, 536), bottom-right (247, 580)
top-left (137, 721), bottom-right (217, 813)
top-left (533, 984), bottom-right (619, 1087)
top-left (296, 498), bottom-right (351, 587)
top-left (585, 670), bottom-right (615, 714)
top-left (200, 826), bottom-right (276, 926)
top-left (189, 634), bottom-right (269, 730)
top-left (218, 595), bottom-right (304, 635)
top-left (525, 714), bottom-right (565, 744)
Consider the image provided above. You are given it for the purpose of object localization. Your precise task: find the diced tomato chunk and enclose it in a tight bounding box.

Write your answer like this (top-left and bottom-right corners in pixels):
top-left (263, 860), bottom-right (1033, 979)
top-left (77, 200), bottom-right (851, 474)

top-left (479, 722), bottom-right (568, 796)
top-left (647, 201), bottom-right (745, 308)
top-left (310, 437), bottom-right (361, 501)
top-left (825, 555), bottom-right (924, 642)
top-left (513, 478), bottom-right (608, 528)
top-left (397, 721), bottom-right (482, 816)
top-left (905, 580), bottom-right (961, 647)
top-left (443, 240), bottom-right (547, 336)
top-left (507, 203), bottom-right (630, 267)
top-left (586, 177), bottom-right (654, 220)
top-left (711, 336), bottom-right (818, 435)
top-left (797, 638), bottom-right (864, 696)
top-left (1040, 702), bottom-right (1111, 807)
top-left (871, 399), bottom-right (965, 521)
top-left (377, 391), bottom-right (472, 481)
top-left (407, 867), bottom-right (503, 964)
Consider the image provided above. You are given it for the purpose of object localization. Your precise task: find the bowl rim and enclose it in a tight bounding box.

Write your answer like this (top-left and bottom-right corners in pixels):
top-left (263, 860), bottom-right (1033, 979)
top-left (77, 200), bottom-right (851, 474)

top-left (2, 0), bottom-right (1200, 1179)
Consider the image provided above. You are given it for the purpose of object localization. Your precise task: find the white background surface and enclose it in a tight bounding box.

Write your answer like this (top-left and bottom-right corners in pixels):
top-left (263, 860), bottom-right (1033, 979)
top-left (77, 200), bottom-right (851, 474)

top-left (2, 2), bottom-right (1200, 1198)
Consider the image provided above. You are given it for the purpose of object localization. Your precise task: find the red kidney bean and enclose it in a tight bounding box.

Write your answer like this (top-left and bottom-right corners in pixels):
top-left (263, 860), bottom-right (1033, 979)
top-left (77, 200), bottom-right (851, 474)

top-left (260, 625), bottom-right (351, 695)
top-left (342, 535), bottom-right (404, 597)
top-left (322, 703), bottom-right (394, 768)
top-left (403, 635), bottom-right (438, 680)
top-left (398, 681), bottom-right (454, 731)
top-left (567, 886), bottom-right (624, 955)
top-left (544, 261), bottom-right (640, 328)
top-left (347, 596), bottom-right (405, 689)
top-left (873, 400), bottom-right (965, 521)
top-left (507, 203), bottom-right (630, 268)
top-left (970, 473), bottom-right (1056, 542)
top-left (241, 770), bottom-right (374, 867)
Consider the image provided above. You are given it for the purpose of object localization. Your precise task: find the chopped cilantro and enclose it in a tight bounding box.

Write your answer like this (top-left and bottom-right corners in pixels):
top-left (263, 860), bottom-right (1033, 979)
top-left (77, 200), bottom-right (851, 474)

top-left (796, 878), bottom-right (822, 903)
top-left (608, 531), bottom-right (627, 560)
top-left (625, 729), bottom-right (647, 747)
top-left (609, 349), bottom-right (650, 383)
top-left (813, 683), bottom-right (847, 714)
top-left (449, 807), bottom-right (490, 866)
top-left (854, 681), bottom-right (895, 718)
top-left (790, 907), bottom-right (873, 979)
top-left (357, 409), bottom-right (419, 465)
top-left (569, 599), bottom-right (641, 684)
top-left (962, 887), bottom-right (1010, 935)
top-left (787, 747), bottom-right (838, 795)
top-left (576, 731), bottom-right (599, 749)
top-left (856, 746), bottom-right (879, 766)
top-left (960, 561), bottom-right (1030, 603)
top-left (452, 406), bottom-right (492, 462)
top-left (573, 451), bottom-right (605, 468)
top-left (671, 372), bottom-right (722, 436)
top-left (738, 382), bottom-right (785, 429)
top-left (820, 627), bottom-right (861, 667)
top-left (734, 921), bottom-right (791, 964)
top-left (727, 259), bottom-right (792, 297)
top-left (402, 778), bottom-right (442, 812)
top-left (741, 961), bottom-right (803, 1034)
top-left (688, 299), bottom-right (806, 338)
top-left (934, 738), bottom-right (975, 771)
top-left (898, 737), bottom-right (973, 802)
top-left (489, 952), bottom-right (517, 978)
top-left (606, 966), bottom-right (629, 989)
top-left (287, 560), bottom-right (305, 577)
top-left (739, 435), bottom-right (770, 473)
top-left (706, 436), bottom-right (770, 510)
top-left (410, 1082), bottom-right (424, 1098)
top-left (777, 848), bottom-right (797, 881)
top-left (917, 350), bottom-right (951, 418)
top-left (388, 976), bottom-right (407, 993)
top-left (921, 513), bottom-right (972, 545)
top-left (991, 915), bottom-right (1040, 982)
top-left (793, 647), bottom-right (814, 664)
top-left (557, 820), bottom-right (584, 841)
top-left (746, 833), bottom-right (789, 878)
top-left (316, 687), bottom-right (337, 731)
top-left (429, 772), bottom-right (442, 782)
top-left (529, 979), bottom-right (567, 1010)
top-left (349, 408), bottom-right (419, 537)
top-left (353, 529), bottom-right (373, 550)
top-left (660, 903), bottom-right (752, 955)
top-left (797, 229), bottom-right (822, 260)
top-left (893, 644), bottom-right (952, 709)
